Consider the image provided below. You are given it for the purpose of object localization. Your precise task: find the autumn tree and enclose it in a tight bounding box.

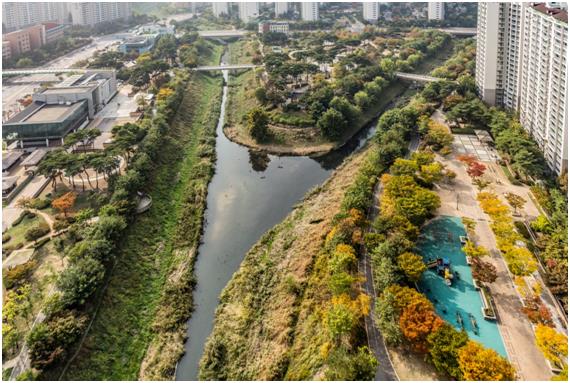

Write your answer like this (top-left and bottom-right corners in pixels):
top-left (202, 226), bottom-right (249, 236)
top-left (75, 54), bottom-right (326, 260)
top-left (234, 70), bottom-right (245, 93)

top-left (467, 161), bottom-right (486, 178)
top-left (397, 252), bottom-right (427, 282)
top-left (457, 341), bottom-right (516, 380)
top-left (462, 242), bottom-right (488, 259)
top-left (472, 259), bottom-right (498, 284)
top-left (51, 192), bottom-right (77, 218)
top-left (505, 192), bottom-right (525, 215)
top-left (399, 300), bottom-right (444, 353)
top-left (473, 178), bottom-right (491, 191)
top-left (535, 324), bottom-right (568, 367)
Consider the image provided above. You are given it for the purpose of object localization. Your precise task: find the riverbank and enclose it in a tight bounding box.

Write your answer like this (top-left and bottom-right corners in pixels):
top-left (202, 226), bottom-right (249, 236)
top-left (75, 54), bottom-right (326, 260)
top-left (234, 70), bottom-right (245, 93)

top-left (59, 72), bottom-right (223, 380)
top-left (199, 143), bottom-right (374, 380)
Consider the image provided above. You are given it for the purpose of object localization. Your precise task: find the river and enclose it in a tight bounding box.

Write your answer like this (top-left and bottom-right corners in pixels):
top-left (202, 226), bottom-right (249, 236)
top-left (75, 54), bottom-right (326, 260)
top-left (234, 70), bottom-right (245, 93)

top-left (175, 50), bottom-right (410, 380)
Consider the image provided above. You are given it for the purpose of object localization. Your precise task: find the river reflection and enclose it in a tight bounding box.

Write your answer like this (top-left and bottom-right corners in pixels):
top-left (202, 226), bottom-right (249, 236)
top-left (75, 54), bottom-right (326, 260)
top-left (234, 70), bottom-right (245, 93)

top-left (176, 50), bottom-right (408, 380)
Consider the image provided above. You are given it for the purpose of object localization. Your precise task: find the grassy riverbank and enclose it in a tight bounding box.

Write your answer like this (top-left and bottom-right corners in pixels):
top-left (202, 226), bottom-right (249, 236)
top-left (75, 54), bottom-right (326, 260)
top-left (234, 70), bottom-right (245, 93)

top-left (199, 144), bottom-right (374, 380)
top-left (60, 71), bottom-right (223, 380)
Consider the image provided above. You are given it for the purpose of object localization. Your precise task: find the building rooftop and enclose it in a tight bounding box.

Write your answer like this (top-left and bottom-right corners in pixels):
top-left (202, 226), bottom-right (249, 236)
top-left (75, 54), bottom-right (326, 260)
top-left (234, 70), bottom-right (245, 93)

top-left (41, 86), bottom-right (94, 95)
top-left (5, 101), bottom-right (87, 125)
top-left (2, 151), bottom-right (24, 171)
top-left (20, 149), bottom-right (48, 167)
top-left (2, 175), bottom-right (18, 191)
top-left (532, 3), bottom-right (568, 23)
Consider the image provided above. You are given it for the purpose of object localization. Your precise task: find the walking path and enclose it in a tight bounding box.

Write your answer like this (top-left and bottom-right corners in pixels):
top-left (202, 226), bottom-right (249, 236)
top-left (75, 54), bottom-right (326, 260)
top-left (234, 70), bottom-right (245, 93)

top-left (359, 135), bottom-right (420, 380)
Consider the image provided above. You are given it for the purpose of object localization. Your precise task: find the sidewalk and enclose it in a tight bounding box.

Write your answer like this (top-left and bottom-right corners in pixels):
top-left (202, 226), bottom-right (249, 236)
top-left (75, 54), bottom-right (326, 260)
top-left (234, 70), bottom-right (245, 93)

top-left (435, 156), bottom-right (552, 380)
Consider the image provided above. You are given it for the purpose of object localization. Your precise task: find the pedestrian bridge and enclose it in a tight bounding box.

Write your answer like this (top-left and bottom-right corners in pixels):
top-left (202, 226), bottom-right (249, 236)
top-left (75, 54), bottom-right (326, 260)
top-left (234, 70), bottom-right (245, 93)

top-left (193, 64), bottom-right (259, 71)
top-left (198, 30), bottom-right (248, 38)
top-left (395, 72), bottom-right (443, 83)
top-left (437, 27), bottom-right (477, 36)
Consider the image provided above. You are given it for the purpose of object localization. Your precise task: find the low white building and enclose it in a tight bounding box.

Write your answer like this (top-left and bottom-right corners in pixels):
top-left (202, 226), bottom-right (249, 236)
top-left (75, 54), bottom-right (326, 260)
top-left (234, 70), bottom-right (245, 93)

top-left (428, 2), bottom-right (445, 21)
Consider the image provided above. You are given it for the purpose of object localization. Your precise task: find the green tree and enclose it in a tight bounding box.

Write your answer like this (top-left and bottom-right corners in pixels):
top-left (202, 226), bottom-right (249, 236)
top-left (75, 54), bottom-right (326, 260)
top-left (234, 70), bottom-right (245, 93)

top-left (57, 257), bottom-right (105, 307)
top-left (354, 90), bottom-right (370, 109)
top-left (375, 290), bottom-right (403, 345)
top-left (397, 252), bottom-right (427, 282)
top-left (318, 108), bottom-right (347, 139)
top-left (427, 323), bottom-right (469, 380)
top-left (326, 302), bottom-right (355, 339)
top-left (246, 107), bottom-right (269, 142)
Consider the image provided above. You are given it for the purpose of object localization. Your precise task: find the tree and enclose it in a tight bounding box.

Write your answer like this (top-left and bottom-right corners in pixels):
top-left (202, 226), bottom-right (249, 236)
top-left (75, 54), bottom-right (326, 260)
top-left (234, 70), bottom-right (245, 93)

top-left (472, 258), bottom-right (497, 284)
top-left (354, 90), bottom-right (370, 109)
top-left (397, 252), bottom-right (426, 282)
top-left (473, 178), bottom-right (491, 191)
top-left (467, 161), bottom-right (486, 178)
top-left (375, 290), bottom-right (404, 345)
top-left (373, 256), bottom-right (401, 291)
top-left (505, 192), bottom-right (525, 215)
top-left (57, 257), bottom-right (105, 307)
top-left (318, 108), bottom-right (347, 139)
top-left (530, 215), bottom-right (551, 233)
top-left (326, 301), bottom-right (355, 339)
top-left (418, 162), bottom-right (444, 186)
top-left (246, 107), bottom-right (269, 142)
top-left (399, 300), bottom-right (444, 353)
top-left (254, 87), bottom-right (267, 105)
top-left (535, 324), bottom-right (568, 366)
top-left (52, 192), bottom-right (76, 218)
top-left (462, 242), bottom-right (488, 259)
top-left (390, 158), bottom-right (418, 177)
top-left (504, 247), bottom-right (537, 276)
top-left (427, 323), bottom-right (469, 380)
top-left (457, 341), bottom-right (516, 380)
top-left (425, 120), bottom-right (453, 150)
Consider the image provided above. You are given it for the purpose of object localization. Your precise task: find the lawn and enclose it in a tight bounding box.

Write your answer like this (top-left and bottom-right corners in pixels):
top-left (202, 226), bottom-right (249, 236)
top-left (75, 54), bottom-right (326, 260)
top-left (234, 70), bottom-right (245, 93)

top-left (2, 214), bottom-right (48, 257)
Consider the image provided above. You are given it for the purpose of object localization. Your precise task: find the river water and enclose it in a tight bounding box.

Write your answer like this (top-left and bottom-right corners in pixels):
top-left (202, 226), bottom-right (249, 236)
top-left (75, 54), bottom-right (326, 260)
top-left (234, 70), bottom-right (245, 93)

top-left (175, 51), bottom-right (407, 380)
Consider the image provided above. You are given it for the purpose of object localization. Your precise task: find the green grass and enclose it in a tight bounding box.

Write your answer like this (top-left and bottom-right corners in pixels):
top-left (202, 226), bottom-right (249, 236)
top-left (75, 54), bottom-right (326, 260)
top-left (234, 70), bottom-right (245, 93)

top-left (59, 72), bottom-right (223, 380)
top-left (2, 215), bottom-right (47, 255)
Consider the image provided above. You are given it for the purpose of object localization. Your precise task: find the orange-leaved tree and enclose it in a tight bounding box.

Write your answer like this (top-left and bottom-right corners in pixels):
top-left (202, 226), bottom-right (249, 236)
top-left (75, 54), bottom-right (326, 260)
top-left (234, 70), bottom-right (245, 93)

top-left (52, 192), bottom-right (76, 218)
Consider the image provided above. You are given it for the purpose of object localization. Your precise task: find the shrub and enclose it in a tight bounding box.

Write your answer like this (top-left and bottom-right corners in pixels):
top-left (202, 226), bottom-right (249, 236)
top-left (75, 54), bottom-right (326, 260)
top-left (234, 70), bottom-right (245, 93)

top-left (3, 261), bottom-right (37, 289)
top-left (24, 222), bottom-right (50, 243)
top-left (57, 257), bottom-right (105, 307)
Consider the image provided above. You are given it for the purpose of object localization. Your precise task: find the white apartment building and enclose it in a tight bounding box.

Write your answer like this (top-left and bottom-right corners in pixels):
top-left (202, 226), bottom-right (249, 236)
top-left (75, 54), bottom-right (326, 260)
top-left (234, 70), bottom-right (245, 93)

top-left (2, 2), bottom-right (67, 32)
top-left (428, 2), bottom-right (445, 21)
top-left (301, 2), bottom-right (319, 21)
top-left (239, 2), bottom-right (259, 23)
top-left (363, 2), bottom-right (379, 22)
top-left (68, 2), bottom-right (131, 26)
top-left (212, 2), bottom-right (229, 17)
top-left (518, 4), bottom-right (568, 174)
top-left (275, 2), bottom-right (289, 17)
top-left (476, 2), bottom-right (568, 175)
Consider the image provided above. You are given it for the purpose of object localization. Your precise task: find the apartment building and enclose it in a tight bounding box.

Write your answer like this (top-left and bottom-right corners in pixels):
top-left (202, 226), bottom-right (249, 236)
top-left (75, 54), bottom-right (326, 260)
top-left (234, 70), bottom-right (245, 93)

top-left (518, 3), bottom-right (568, 174)
top-left (476, 2), bottom-right (568, 174)
top-left (363, 2), bottom-right (379, 22)
top-left (258, 21), bottom-right (289, 34)
top-left (2, 2), bottom-right (66, 32)
top-left (239, 2), bottom-right (259, 23)
top-left (301, 2), bottom-right (319, 21)
top-left (2, 24), bottom-right (45, 57)
top-left (275, 2), bottom-right (289, 17)
top-left (428, 2), bottom-right (445, 21)
top-left (68, 2), bottom-right (131, 26)
top-left (212, 2), bottom-right (229, 17)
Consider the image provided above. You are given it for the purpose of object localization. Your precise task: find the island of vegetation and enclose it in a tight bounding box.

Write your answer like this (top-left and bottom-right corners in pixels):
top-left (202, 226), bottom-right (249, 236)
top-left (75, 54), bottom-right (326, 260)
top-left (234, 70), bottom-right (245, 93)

top-left (224, 28), bottom-right (451, 155)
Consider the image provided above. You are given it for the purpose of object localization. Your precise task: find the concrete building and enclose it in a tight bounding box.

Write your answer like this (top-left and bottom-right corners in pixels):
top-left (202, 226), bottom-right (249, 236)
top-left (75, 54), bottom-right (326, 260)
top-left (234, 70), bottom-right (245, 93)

top-left (2, 71), bottom-right (117, 147)
top-left (68, 2), bottom-right (131, 26)
top-left (119, 35), bottom-right (157, 55)
top-left (258, 21), bottom-right (289, 34)
top-left (43, 23), bottom-right (68, 45)
top-left (275, 2), bottom-right (289, 17)
top-left (428, 2), bottom-right (445, 21)
top-left (301, 2), bottom-right (319, 21)
top-left (2, 41), bottom-right (12, 60)
top-left (363, 2), bottom-right (379, 22)
top-left (239, 2), bottom-right (259, 23)
top-left (2, 24), bottom-right (44, 57)
top-left (212, 2), bottom-right (229, 17)
top-left (2, 2), bottom-right (66, 32)
top-left (476, 2), bottom-right (568, 174)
